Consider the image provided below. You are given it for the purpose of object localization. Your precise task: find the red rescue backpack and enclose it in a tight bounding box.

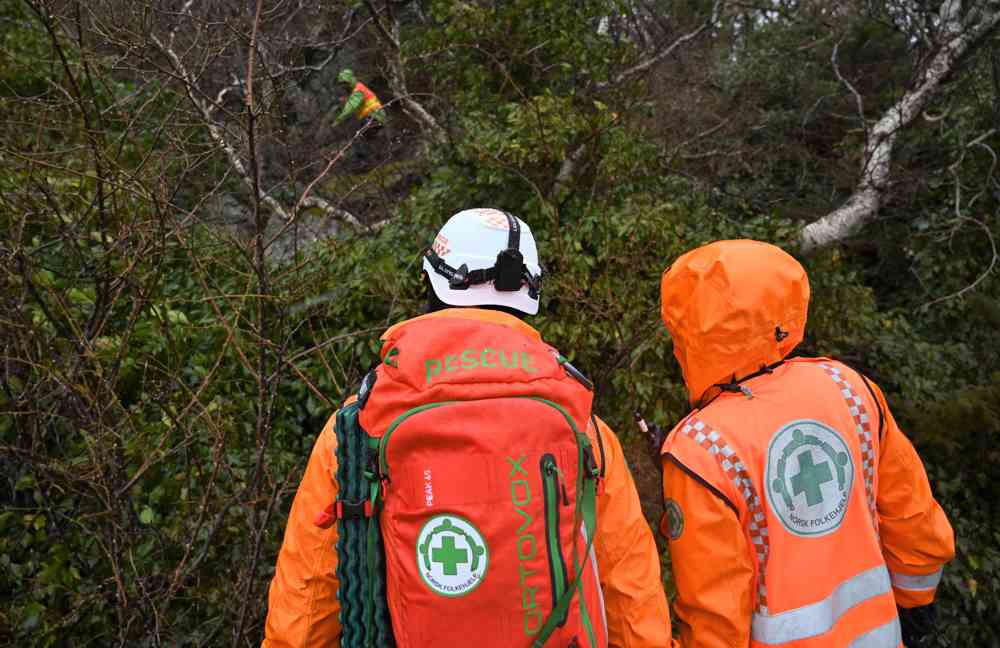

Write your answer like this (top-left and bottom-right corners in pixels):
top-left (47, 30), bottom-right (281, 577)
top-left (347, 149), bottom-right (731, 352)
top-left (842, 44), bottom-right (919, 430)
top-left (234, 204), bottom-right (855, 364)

top-left (330, 313), bottom-right (608, 648)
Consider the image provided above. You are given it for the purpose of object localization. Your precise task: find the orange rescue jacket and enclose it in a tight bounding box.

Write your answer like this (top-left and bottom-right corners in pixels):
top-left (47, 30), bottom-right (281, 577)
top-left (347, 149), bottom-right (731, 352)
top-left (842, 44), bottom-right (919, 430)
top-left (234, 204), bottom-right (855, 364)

top-left (658, 240), bottom-right (954, 648)
top-left (354, 81), bottom-right (382, 119)
top-left (263, 308), bottom-right (672, 648)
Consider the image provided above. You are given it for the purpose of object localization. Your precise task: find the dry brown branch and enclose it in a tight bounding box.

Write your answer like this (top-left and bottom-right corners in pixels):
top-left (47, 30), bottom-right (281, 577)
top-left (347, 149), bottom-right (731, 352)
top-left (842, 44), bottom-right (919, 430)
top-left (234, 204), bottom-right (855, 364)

top-left (596, 0), bottom-right (726, 90)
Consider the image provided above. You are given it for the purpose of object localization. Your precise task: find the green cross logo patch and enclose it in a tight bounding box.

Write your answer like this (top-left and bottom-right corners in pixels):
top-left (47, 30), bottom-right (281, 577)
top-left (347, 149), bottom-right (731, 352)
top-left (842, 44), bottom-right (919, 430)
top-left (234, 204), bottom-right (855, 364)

top-left (765, 420), bottom-right (854, 538)
top-left (664, 498), bottom-right (684, 541)
top-left (416, 514), bottom-right (489, 597)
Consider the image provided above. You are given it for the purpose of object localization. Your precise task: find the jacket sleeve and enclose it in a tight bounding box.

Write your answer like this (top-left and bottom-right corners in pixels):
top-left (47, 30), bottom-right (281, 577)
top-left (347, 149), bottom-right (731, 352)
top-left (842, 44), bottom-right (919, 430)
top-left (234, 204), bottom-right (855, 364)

top-left (662, 455), bottom-right (754, 648)
top-left (869, 381), bottom-right (956, 608)
top-left (263, 414), bottom-right (342, 648)
top-left (588, 417), bottom-right (673, 648)
top-left (334, 90), bottom-right (364, 124)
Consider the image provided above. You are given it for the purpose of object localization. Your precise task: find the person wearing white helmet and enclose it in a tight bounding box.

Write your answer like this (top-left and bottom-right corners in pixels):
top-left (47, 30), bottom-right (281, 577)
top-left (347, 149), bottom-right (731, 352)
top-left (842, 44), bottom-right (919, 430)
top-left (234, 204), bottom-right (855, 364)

top-left (422, 208), bottom-right (544, 315)
top-left (263, 208), bottom-right (673, 648)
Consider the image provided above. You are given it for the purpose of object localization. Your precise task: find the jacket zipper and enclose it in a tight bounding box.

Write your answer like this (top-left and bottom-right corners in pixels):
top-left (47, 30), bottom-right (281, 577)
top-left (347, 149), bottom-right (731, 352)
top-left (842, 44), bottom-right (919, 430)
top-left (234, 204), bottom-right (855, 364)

top-left (541, 453), bottom-right (570, 627)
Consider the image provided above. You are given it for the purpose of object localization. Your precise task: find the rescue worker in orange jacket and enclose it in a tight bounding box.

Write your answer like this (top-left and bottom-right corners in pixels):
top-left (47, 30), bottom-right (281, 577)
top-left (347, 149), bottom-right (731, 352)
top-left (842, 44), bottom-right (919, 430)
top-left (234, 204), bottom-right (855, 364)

top-left (263, 208), bottom-right (671, 647)
top-left (333, 68), bottom-right (386, 125)
top-left (657, 240), bottom-right (954, 648)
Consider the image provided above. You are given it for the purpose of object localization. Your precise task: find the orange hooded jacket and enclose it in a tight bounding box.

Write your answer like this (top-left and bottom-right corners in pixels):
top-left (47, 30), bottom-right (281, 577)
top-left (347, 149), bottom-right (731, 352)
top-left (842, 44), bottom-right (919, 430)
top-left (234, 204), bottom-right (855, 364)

top-left (263, 308), bottom-right (671, 648)
top-left (658, 240), bottom-right (954, 647)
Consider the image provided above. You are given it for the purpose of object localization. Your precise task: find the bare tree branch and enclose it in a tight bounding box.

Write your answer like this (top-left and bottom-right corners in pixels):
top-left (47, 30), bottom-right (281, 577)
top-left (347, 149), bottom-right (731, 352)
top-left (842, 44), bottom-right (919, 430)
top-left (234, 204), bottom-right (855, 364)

top-left (550, 3), bottom-right (728, 201)
top-left (668, 118), bottom-right (731, 158)
top-left (364, 0), bottom-right (447, 143)
top-left (597, 0), bottom-right (725, 90)
top-left (921, 215), bottom-right (999, 309)
top-left (550, 143), bottom-right (588, 202)
top-left (799, 1), bottom-right (1000, 253)
top-left (832, 39), bottom-right (866, 136)
top-left (149, 10), bottom-right (368, 232)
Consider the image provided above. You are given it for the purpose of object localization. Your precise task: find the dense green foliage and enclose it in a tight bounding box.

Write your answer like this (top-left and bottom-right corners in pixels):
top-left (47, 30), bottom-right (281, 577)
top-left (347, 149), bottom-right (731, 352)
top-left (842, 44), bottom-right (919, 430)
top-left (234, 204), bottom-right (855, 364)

top-left (2, 0), bottom-right (999, 644)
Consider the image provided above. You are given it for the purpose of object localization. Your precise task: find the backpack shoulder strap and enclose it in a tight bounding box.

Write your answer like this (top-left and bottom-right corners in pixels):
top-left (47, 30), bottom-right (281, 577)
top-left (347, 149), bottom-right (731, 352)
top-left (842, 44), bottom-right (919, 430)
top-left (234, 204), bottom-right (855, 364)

top-left (590, 414), bottom-right (606, 480)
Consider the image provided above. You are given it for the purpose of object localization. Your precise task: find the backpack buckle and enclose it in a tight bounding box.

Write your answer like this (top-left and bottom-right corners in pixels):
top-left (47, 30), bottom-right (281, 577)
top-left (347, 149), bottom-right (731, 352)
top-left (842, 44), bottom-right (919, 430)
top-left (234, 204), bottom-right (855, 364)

top-left (583, 447), bottom-right (600, 480)
top-left (312, 499), bottom-right (372, 529)
top-left (337, 499), bottom-right (373, 520)
top-left (448, 263), bottom-right (471, 289)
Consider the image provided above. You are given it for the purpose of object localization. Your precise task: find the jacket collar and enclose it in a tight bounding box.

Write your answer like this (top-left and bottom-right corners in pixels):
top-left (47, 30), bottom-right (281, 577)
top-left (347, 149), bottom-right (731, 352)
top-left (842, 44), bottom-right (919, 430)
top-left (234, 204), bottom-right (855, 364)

top-left (381, 308), bottom-right (542, 342)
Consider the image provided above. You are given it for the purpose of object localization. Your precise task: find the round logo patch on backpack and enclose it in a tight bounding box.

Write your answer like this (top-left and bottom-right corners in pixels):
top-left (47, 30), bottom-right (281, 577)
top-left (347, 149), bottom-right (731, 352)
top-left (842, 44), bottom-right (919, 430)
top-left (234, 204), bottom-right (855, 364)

top-left (416, 514), bottom-right (489, 597)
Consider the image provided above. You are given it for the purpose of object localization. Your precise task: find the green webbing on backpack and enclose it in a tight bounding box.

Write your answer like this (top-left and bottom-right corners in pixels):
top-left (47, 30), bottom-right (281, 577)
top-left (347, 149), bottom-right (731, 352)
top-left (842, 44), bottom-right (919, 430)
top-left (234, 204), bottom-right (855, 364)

top-left (577, 457), bottom-right (599, 648)
top-left (364, 438), bottom-right (394, 648)
top-left (576, 433), bottom-right (599, 648)
top-left (334, 403), bottom-right (395, 648)
top-left (531, 435), bottom-right (600, 648)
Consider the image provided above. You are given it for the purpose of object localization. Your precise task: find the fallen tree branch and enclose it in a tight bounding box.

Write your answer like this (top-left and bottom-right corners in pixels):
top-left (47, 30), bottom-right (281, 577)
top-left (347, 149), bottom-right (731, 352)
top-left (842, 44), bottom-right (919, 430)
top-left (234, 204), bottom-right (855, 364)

top-left (799, 1), bottom-right (1000, 253)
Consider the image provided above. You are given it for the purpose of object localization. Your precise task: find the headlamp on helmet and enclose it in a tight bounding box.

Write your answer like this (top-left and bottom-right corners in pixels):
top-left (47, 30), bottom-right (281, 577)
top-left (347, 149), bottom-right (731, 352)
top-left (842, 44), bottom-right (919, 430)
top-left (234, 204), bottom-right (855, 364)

top-left (424, 211), bottom-right (542, 299)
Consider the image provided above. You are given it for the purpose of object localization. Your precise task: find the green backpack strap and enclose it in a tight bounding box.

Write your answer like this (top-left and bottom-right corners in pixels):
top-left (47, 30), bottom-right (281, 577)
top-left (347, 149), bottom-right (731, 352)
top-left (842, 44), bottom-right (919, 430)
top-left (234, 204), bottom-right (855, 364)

top-left (364, 436), bottom-right (394, 648)
top-left (531, 437), bottom-right (600, 648)
top-left (334, 399), bottom-right (395, 648)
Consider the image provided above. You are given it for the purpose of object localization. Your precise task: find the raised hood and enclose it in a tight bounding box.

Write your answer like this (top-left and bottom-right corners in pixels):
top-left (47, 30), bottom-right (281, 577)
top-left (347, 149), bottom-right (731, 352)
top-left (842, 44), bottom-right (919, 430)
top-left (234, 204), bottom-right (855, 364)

top-left (660, 239), bottom-right (810, 405)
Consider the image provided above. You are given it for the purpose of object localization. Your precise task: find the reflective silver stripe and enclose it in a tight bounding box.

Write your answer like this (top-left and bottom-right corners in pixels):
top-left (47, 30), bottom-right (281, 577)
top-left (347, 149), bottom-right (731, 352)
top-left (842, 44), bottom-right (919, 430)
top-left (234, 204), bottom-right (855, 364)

top-left (847, 617), bottom-right (902, 648)
top-left (890, 568), bottom-right (942, 591)
top-left (751, 566), bottom-right (892, 644)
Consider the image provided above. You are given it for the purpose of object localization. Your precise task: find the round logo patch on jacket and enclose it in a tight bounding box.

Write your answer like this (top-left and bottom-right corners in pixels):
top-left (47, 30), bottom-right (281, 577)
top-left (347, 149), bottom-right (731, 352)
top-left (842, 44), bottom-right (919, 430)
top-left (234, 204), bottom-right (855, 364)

top-left (664, 498), bottom-right (684, 541)
top-left (416, 514), bottom-right (489, 597)
top-left (765, 420), bottom-right (854, 538)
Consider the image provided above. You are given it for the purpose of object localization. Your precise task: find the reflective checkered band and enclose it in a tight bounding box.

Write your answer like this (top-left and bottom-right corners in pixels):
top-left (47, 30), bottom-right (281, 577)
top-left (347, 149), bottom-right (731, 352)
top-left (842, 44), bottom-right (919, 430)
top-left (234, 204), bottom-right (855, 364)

top-left (481, 212), bottom-right (511, 230)
top-left (820, 364), bottom-right (878, 533)
top-left (680, 416), bottom-right (770, 612)
top-left (432, 233), bottom-right (450, 256)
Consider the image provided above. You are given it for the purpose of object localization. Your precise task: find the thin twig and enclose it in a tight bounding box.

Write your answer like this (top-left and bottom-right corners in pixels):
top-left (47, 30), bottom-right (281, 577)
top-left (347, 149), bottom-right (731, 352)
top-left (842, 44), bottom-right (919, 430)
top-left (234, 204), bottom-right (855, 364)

top-left (921, 216), bottom-right (999, 309)
top-left (832, 40), bottom-right (867, 139)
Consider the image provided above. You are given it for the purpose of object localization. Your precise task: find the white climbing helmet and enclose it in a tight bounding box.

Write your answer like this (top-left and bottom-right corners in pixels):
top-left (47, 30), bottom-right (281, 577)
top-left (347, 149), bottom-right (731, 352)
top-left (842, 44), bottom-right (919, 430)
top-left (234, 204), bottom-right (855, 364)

top-left (422, 208), bottom-right (543, 315)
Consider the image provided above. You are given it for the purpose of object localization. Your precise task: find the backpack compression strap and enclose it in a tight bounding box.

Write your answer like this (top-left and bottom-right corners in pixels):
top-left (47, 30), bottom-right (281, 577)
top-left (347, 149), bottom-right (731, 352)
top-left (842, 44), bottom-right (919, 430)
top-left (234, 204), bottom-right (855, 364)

top-left (531, 441), bottom-right (601, 648)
